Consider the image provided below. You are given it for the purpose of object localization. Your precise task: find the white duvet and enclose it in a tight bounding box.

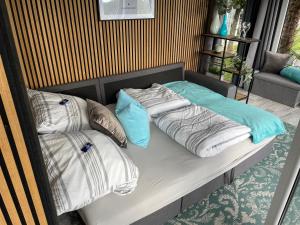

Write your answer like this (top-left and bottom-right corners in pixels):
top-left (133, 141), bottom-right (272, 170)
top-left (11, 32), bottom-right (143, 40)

top-left (124, 83), bottom-right (191, 116)
top-left (153, 105), bottom-right (251, 157)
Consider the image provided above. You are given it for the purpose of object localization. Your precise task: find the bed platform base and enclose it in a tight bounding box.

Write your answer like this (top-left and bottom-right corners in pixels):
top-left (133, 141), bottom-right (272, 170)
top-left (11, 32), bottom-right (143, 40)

top-left (38, 63), bottom-right (274, 225)
top-left (132, 138), bottom-right (275, 225)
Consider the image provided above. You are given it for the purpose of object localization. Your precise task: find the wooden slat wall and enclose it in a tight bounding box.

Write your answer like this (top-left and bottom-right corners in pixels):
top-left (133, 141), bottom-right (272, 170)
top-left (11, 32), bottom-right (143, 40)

top-left (0, 55), bottom-right (48, 224)
top-left (5, 0), bottom-right (209, 89)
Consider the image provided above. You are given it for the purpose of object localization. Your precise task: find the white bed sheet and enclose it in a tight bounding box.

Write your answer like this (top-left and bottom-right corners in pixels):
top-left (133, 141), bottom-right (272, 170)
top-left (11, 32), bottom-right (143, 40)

top-left (79, 123), bottom-right (273, 225)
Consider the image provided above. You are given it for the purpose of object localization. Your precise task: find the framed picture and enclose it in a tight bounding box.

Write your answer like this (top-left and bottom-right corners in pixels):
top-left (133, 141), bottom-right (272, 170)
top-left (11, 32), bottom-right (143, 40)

top-left (99, 0), bottom-right (155, 20)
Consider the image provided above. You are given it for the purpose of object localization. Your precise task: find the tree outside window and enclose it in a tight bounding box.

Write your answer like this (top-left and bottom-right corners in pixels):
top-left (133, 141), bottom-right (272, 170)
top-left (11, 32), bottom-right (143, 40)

top-left (279, 0), bottom-right (300, 65)
top-left (291, 21), bottom-right (300, 65)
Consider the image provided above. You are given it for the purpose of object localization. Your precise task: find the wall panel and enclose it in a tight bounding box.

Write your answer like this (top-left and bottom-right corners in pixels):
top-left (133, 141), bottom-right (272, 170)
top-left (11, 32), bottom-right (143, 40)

top-left (5, 0), bottom-right (209, 89)
top-left (0, 55), bottom-right (48, 224)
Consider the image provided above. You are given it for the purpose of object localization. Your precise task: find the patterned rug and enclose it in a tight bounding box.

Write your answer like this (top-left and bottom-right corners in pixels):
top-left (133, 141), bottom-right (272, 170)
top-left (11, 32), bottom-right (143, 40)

top-left (165, 123), bottom-right (299, 225)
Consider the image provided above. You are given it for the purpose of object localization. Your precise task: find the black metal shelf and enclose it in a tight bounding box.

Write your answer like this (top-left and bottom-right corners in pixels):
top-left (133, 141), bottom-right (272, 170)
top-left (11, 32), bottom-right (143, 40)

top-left (202, 33), bottom-right (260, 44)
top-left (200, 50), bottom-right (236, 59)
top-left (200, 33), bottom-right (260, 103)
top-left (222, 67), bottom-right (253, 76)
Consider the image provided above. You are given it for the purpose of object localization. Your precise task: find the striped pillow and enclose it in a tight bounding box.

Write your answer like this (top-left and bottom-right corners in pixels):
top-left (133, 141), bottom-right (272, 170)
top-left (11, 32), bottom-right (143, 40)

top-left (28, 89), bottom-right (91, 133)
top-left (39, 130), bottom-right (139, 215)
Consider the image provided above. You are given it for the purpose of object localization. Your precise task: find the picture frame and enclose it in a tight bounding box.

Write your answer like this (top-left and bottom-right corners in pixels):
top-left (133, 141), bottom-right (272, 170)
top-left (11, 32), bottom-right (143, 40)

top-left (99, 0), bottom-right (155, 20)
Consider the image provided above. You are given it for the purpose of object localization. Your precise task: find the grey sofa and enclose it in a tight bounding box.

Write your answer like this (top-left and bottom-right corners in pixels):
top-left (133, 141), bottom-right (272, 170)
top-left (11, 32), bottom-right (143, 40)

top-left (252, 72), bottom-right (300, 107)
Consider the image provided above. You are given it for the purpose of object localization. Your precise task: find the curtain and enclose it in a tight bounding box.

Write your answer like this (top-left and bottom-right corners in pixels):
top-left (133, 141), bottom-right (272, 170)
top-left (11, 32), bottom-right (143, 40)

top-left (246, 0), bottom-right (287, 69)
top-left (199, 0), bottom-right (216, 73)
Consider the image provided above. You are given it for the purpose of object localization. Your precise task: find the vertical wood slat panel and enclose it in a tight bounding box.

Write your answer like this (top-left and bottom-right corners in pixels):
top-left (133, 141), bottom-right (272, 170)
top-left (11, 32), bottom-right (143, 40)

top-left (28, 0), bottom-right (50, 86)
top-left (0, 168), bottom-right (22, 225)
top-left (81, 0), bottom-right (92, 79)
top-left (0, 56), bottom-right (48, 225)
top-left (60, 0), bottom-right (74, 82)
top-left (8, 0), bottom-right (37, 88)
top-left (39, 0), bottom-right (59, 86)
top-left (32, 0), bottom-right (55, 86)
top-left (70, 0), bottom-right (83, 80)
top-left (120, 21), bottom-right (125, 72)
top-left (89, 0), bottom-right (99, 78)
top-left (5, 0), bottom-right (209, 89)
top-left (18, 1), bottom-right (44, 87)
top-left (4, 0), bottom-right (29, 87)
top-left (128, 20), bottom-right (133, 72)
top-left (98, 21), bottom-right (107, 76)
top-left (112, 21), bottom-right (119, 74)
top-left (0, 206), bottom-right (8, 225)
top-left (0, 116), bottom-right (35, 225)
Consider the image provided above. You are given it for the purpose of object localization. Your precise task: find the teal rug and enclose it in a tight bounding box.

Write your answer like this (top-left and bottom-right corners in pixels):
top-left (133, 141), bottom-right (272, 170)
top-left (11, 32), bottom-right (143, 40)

top-left (166, 123), bottom-right (299, 225)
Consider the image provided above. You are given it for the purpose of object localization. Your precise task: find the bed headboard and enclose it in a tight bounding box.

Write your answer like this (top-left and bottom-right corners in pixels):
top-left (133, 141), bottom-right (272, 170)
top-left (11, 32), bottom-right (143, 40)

top-left (38, 63), bottom-right (184, 105)
top-left (100, 63), bottom-right (184, 105)
top-left (38, 78), bottom-right (102, 103)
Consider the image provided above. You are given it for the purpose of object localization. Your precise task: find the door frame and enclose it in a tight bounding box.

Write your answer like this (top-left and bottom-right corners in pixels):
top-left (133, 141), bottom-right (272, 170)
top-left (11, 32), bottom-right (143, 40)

top-left (0, 1), bottom-right (58, 224)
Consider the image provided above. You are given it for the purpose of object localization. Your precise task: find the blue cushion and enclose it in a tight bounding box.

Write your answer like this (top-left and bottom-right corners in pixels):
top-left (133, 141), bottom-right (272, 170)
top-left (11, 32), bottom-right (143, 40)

top-left (115, 90), bottom-right (150, 148)
top-left (115, 90), bottom-right (136, 113)
top-left (165, 81), bottom-right (286, 144)
top-left (280, 66), bottom-right (300, 84)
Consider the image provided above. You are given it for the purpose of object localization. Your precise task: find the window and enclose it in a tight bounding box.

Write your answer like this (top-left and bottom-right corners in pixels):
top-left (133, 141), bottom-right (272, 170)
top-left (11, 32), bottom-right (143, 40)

top-left (291, 20), bottom-right (300, 66)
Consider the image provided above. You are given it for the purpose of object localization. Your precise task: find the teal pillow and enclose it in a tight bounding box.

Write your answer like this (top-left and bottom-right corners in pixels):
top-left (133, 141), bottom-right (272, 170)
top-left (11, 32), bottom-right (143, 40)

top-left (280, 66), bottom-right (300, 84)
top-left (115, 90), bottom-right (136, 113)
top-left (115, 90), bottom-right (150, 148)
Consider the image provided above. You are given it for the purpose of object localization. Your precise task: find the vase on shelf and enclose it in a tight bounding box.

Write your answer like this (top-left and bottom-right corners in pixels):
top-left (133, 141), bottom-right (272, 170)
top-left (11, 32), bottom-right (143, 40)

top-left (210, 9), bottom-right (220, 35)
top-left (219, 14), bottom-right (228, 37)
top-left (230, 9), bottom-right (244, 37)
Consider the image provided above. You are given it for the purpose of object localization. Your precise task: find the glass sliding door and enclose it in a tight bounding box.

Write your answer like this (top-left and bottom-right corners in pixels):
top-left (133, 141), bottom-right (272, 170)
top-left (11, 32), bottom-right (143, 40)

top-left (265, 122), bottom-right (300, 225)
top-left (280, 170), bottom-right (300, 225)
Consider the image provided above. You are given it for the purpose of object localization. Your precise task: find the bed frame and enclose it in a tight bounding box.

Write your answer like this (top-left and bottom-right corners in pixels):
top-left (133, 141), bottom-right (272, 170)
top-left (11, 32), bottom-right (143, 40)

top-left (39, 63), bottom-right (275, 225)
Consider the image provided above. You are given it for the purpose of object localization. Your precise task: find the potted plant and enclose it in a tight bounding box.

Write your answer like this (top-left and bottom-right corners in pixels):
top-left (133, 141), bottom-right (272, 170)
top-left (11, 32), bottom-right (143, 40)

top-left (230, 0), bottom-right (247, 36)
top-left (216, 0), bottom-right (233, 15)
top-left (232, 55), bottom-right (253, 87)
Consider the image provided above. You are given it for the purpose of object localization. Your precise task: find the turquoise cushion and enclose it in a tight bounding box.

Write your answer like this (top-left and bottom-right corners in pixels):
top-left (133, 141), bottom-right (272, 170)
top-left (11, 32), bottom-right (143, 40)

top-left (115, 90), bottom-right (150, 148)
top-left (280, 66), bottom-right (300, 84)
top-left (165, 81), bottom-right (286, 144)
top-left (115, 89), bottom-right (136, 113)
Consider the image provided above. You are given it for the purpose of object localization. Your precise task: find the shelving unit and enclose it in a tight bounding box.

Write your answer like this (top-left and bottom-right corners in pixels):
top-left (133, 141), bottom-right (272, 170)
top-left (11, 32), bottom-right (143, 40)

top-left (200, 33), bottom-right (260, 103)
top-left (201, 33), bottom-right (260, 43)
top-left (201, 50), bottom-right (236, 59)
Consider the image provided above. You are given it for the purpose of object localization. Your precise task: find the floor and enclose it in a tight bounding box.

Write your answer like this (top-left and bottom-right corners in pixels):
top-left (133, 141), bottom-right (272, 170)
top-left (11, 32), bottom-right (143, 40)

top-left (208, 73), bottom-right (300, 127)
top-left (242, 91), bottom-right (300, 127)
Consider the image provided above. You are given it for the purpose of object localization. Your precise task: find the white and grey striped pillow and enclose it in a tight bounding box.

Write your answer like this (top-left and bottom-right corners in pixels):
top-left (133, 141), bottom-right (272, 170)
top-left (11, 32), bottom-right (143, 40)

top-left (39, 130), bottom-right (139, 215)
top-left (28, 89), bottom-right (91, 133)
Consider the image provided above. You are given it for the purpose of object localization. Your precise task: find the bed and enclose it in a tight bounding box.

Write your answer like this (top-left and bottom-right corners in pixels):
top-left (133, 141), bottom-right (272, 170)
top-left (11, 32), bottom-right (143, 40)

top-left (79, 123), bottom-right (273, 225)
top-left (40, 63), bottom-right (276, 225)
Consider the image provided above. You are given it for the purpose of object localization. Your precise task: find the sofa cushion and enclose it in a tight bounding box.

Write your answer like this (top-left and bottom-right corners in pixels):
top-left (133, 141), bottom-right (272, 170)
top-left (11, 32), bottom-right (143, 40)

top-left (115, 90), bottom-right (150, 148)
top-left (255, 72), bottom-right (300, 91)
top-left (280, 66), bottom-right (300, 84)
top-left (87, 99), bottom-right (127, 148)
top-left (261, 51), bottom-right (290, 74)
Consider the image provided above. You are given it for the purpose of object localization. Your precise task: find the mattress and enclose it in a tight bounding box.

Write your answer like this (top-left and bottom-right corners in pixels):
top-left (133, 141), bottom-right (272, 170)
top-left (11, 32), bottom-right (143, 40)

top-left (79, 123), bottom-right (274, 225)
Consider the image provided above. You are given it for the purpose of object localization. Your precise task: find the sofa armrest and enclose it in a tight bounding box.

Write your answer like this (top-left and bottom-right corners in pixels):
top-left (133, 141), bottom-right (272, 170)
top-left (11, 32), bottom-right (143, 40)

top-left (184, 70), bottom-right (237, 98)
